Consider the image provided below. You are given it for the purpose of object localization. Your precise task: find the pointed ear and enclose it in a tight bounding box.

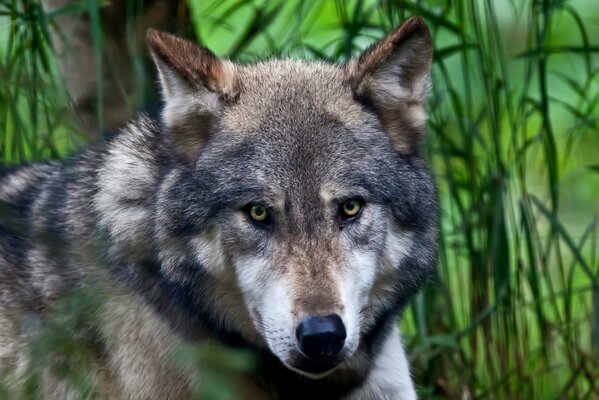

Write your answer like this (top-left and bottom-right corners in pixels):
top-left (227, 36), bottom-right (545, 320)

top-left (346, 17), bottom-right (432, 155)
top-left (146, 29), bottom-right (238, 164)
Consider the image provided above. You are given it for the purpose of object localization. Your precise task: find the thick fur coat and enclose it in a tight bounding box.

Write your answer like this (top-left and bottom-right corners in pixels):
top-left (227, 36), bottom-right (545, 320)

top-left (0, 17), bottom-right (438, 399)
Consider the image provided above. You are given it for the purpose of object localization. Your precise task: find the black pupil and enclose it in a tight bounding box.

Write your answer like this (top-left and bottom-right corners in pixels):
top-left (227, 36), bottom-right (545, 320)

top-left (345, 200), bottom-right (357, 214)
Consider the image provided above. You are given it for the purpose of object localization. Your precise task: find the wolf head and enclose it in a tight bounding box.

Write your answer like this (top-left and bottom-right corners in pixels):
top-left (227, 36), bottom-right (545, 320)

top-left (141, 17), bottom-right (438, 378)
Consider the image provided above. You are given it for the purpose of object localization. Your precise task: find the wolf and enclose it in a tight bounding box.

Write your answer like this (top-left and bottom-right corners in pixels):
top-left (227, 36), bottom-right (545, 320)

top-left (0, 16), bottom-right (438, 399)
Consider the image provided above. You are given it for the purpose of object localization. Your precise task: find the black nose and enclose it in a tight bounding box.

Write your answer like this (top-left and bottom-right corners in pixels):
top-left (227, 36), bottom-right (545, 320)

top-left (296, 314), bottom-right (346, 359)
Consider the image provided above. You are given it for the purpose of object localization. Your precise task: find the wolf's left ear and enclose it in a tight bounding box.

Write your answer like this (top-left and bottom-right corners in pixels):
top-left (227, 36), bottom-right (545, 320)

top-left (147, 29), bottom-right (238, 164)
top-left (346, 17), bottom-right (432, 155)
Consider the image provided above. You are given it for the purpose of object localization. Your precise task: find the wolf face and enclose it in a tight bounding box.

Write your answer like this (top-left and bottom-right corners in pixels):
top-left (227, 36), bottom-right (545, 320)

top-left (145, 17), bottom-right (438, 378)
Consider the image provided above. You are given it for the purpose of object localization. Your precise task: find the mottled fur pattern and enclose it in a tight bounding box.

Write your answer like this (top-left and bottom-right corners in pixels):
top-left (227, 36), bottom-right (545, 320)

top-left (0, 17), bottom-right (438, 399)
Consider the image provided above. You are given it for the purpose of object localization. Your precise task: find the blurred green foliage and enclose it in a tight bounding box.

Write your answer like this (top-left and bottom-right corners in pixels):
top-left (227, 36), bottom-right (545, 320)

top-left (1, 0), bottom-right (598, 398)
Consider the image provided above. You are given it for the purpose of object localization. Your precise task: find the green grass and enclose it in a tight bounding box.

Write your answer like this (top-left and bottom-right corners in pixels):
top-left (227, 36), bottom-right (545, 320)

top-left (1, 0), bottom-right (598, 398)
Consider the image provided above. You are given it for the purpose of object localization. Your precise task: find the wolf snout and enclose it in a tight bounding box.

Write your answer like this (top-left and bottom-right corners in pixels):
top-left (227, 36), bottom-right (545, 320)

top-left (296, 314), bottom-right (346, 359)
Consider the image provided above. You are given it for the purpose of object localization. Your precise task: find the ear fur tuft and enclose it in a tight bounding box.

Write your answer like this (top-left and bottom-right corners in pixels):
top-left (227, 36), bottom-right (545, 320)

top-left (346, 17), bottom-right (433, 154)
top-left (146, 29), bottom-right (237, 100)
top-left (146, 29), bottom-right (238, 164)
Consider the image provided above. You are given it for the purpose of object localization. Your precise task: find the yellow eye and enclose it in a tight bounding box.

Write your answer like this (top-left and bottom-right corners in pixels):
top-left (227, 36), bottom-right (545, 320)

top-left (249, 204), bottom-right (269, 222)
top-left (341, 199), bottom-right (362, 219)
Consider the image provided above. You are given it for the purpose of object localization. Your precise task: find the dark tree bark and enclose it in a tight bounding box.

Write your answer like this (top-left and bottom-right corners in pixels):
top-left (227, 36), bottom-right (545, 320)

top-left (42, 0), bottom-right (192, 137)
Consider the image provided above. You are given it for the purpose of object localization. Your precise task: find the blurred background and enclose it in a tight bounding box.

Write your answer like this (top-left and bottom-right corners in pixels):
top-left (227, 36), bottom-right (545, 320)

top-left (1, 0), bottom-right (598, 398)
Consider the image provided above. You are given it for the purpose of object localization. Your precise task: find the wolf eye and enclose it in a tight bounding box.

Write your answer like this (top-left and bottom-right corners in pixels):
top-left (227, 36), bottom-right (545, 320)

top-left (340, 198), bottom-right (363, 220)
top-left (248, 204), bottom-right (270, 223)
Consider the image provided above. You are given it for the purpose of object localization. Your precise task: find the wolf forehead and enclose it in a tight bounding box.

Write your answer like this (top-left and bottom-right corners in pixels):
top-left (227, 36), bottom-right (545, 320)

top-left (227, 60), bottom-right (369, 133)
top-left (188, 60), bottom-right (398, 191)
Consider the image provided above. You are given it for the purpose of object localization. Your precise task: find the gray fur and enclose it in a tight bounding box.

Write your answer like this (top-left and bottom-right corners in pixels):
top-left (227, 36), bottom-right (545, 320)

top-left (0, 17), bottom-right (438, 399)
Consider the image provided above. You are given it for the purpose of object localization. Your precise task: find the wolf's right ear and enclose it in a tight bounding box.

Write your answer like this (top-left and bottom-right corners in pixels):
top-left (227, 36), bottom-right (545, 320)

top-left (147, 29), bottom-right (238, 164)
top-left (346, 17), bottom-right (432, 155)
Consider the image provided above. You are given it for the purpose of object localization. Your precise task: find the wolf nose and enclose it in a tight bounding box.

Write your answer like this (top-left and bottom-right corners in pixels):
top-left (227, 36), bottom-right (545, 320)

top-left (296, 314), bottom-right (346, 359)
